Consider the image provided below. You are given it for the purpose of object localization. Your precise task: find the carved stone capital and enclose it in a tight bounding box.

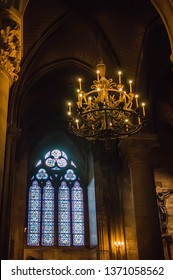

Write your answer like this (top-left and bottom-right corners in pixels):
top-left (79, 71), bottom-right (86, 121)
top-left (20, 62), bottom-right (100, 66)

top-left (119, 133), bottom-right (159, 167)
top-left (0, 21), bottom-right (21, 82)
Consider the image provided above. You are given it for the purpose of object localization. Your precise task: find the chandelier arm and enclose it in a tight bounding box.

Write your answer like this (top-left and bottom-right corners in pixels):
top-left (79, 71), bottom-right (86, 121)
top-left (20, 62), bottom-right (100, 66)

top-left (67, 62), bottom-right (147, 141)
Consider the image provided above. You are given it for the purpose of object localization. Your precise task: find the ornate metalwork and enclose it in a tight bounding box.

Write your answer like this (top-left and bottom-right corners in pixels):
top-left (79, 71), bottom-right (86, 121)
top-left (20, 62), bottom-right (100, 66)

top-left (67, 62), bottom-right (146, 141)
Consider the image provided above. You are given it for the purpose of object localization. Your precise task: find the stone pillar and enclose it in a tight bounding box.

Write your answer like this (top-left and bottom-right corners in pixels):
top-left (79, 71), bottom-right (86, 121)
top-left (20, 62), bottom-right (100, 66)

top-left (93, 145), bottom-right (110, 260)
top-left (1, 125), bottom-right (21, 259)
top-left (0, 16), bottom-right (21, 259)
top-left (119, 134), bottom-right (164, 259)
top-left (0, 69), bottom-right (12, 204)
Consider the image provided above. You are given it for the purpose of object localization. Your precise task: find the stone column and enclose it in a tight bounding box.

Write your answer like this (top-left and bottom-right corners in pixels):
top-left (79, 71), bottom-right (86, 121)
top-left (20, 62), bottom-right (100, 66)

top-left (93, 146), bottom-right (110, 260)
top-left (1, 125), bottom-right (21, 259)
top-left (119, 134), bottom-right (164, 259)
top-left (0, 17), bottom-right (21, 259)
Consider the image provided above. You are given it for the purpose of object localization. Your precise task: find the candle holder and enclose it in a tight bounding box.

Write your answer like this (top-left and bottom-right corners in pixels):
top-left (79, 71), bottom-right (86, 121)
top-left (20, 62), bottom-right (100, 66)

top-left (67, 61), bottom-right (147, 141)
top-left (114, 241), bottom-right (124, 260)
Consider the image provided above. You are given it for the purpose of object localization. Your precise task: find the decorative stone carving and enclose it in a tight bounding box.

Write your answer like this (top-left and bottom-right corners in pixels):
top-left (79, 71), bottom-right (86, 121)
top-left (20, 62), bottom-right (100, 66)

top-left (0, 23), bottom-right (21, 81)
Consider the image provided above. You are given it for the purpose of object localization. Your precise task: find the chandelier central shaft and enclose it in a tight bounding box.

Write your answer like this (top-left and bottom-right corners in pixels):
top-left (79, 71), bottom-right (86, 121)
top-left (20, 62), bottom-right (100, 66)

top-left (67, 62), bottom-right (146, 141)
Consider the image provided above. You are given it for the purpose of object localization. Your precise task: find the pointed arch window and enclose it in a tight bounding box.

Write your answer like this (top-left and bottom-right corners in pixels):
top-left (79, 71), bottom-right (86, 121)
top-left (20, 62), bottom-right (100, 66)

top-left (27, 148), bottom-right (86, 247)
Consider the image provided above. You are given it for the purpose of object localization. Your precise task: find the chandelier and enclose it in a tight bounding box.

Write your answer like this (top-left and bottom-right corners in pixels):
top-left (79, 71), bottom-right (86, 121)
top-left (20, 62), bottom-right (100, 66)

top-left (67, 61), bottom-right (146, 141)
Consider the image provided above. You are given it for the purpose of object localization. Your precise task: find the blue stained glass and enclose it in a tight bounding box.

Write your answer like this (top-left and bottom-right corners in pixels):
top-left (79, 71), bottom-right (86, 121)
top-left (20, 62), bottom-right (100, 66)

top-left (42, 181), bottom-right (54, 246)
top-left (58, 234), bottom-right (71, 246)
top-left (64, 169), bottom-right (76, 181)
top-left (51, 149), bottom-right (61, 158)
top-left (73, 212), bottom-right (84, 222)
top-left (73, 234), bottom-right (84, 246)
top-left (45, 151), bottom-right (50, 159)
top-left (27, 148), bottom-right (87, 247)
top-left (27, 233), bottom-right (40, 246)
top-left (62, 151), bottom-right (68, 160)
top-left (36, 168), bottom-right (48, 180)
top-left (72, 200), bottom-right (83, 211)
top-left (72, 222), bottom-right (84, 233)
top-left (58, 212), bottom-right (69, 221)
top-left (59, 201), bottom-right (70, 211)
top-left (27, 181), bottom-right (41, 246)
top-left (57, 158), bottom-right (67, 168)
top-left (71, 181), bottom-right (84, 246)
top-left (58, 181), bottom-right (71, 246)
top-left (42, 233), bottom-right (54, 246)
top-left (71, 161), bottom-right (77, 168)
top-left (45, 158), bottom-right (55, 167)
top-left (36, 160), bottom-right (42, 167)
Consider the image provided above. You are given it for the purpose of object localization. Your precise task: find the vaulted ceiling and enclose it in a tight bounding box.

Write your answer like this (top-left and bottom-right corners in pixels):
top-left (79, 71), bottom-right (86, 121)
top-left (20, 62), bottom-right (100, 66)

top-left (8, 0), bottom-right (172, 149)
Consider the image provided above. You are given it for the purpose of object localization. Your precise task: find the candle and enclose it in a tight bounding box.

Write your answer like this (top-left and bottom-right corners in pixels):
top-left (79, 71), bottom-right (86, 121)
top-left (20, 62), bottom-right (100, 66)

top-left (88, 96), bottom-right (92, 105)
top-left (142, 102), bottom-right (146, 116)
top-left (114, 241), bottom-right (124, 248)
top-left (138, 117), bottom-right (141, 124)
top-left (118, 71), bottom-right (122, 84)
top-left (75, 119), bottom-right (79, 129)
top-left (125, 119), bottom-right (128, 131)
top-left (129, 80), bottom-right (132, 92)
top-left (78, 93), bottom-right (82, 107)
top-left (68, 102), bottom-right (71, 115)
top-left (135, 94), bottom-right (139, 108)
top-left (78, 78), bottom-right (82, 91)
top-left (96, 70), bottom-right (100, 81)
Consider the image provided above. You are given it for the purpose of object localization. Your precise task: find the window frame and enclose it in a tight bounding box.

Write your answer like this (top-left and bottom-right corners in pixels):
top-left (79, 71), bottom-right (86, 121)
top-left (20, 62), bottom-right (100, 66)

top-left (26, 148), bottom-right (88, 248)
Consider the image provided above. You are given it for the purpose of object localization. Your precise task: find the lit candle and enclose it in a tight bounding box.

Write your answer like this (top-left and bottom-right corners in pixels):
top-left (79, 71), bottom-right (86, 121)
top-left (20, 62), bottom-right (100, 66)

top-left (96, 70), bottom-right (100, 81)
top-left (129, 80), bottom-right (132, 92)
top-left (68, 102), bottom-right (71, 115)
top-left (88, 96), bottom-right (92, 105)
top-left (97, 87), bottom-right (101, 100)
top-left (125, 119), bottom-right (129, 131)
top-left (138, 116), bottom-right (141, 124)
top-left (78, 78), bottom-right (82, 91)
top-left (135, 94), bottom-right (139, 108)
top-left (114, 241), bottom-right (124, 248)
top-left (75, 119), bottom-right (79, 129)
top-left (118, 71), bottom-right (122, 84)
top-left (142, 102), bottom-right (146, 116)
top-left (78, 93), bottom-right (82, 107)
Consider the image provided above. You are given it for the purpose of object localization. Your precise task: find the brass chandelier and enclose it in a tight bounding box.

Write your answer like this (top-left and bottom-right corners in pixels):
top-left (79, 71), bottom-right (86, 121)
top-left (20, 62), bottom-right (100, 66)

top-left (67, 61), bottom-right (146, 141)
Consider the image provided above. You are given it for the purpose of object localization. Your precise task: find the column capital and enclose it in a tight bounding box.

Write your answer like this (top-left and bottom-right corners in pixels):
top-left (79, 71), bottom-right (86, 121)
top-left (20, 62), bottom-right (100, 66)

top-left (0, 20), bottom-right (21, 83)
top-left (119, 133), bottom-right (159, 166)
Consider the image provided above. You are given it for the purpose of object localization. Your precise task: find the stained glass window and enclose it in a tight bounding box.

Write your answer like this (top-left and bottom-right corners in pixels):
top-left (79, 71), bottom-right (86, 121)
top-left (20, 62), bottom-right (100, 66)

top-left (71, 181), bottom-right (85, 245)
top-left (27, 148), bottom-right (86, 247)
top-left (58, 181), bottom-right (71, 246)
top-left (27, 181), bottom-right (41, 246)
top-left (42, 181), bottom-right (54, 246)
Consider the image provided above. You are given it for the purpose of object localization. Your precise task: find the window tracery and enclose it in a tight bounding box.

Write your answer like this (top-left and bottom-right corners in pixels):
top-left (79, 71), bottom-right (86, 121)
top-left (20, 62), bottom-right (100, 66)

top-left (27, 148), bottom-right (85, 247)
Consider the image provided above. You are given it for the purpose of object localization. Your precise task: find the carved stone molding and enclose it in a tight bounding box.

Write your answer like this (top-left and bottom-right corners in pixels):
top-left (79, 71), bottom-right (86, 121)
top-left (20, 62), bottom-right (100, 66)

top-left (119, 134), bottom-right (159, 167)
top-left (0, 21), bottom-right (21, 82)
